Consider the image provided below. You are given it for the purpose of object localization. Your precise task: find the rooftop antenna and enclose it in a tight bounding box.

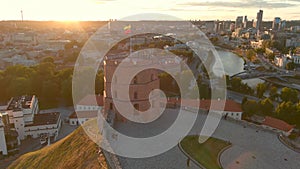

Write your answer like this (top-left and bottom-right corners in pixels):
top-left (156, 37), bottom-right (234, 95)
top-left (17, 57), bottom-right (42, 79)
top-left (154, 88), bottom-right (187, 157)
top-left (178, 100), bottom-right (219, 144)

top-left (21, 10), bottom-right (23, 22)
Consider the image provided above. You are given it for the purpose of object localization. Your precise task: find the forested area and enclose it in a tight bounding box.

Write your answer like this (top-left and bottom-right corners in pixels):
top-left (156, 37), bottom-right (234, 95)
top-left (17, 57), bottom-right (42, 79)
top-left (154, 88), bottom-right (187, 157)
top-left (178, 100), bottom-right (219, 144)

top-left (0, 57), bottom-right (104, 109)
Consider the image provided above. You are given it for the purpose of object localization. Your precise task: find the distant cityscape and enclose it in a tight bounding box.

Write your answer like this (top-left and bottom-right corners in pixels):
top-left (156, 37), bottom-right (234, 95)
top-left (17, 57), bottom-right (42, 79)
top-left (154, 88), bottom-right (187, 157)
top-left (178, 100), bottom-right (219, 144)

top-left (0, 8), bottom-right (300, 169)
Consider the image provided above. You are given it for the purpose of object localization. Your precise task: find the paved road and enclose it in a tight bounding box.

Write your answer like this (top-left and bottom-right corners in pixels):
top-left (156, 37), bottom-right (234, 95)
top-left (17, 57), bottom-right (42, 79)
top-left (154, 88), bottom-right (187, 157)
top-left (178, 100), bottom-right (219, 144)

top-left (227, 90), bottom-right (260, 103)
top-left (114, 109), bottom-right (300, 169)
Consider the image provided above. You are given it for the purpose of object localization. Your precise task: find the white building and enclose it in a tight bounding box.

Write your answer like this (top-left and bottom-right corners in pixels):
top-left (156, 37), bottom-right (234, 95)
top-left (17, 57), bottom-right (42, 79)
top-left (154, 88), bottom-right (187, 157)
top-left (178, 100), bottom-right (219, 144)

top-left (0, 112), bottom-right (19, 156)
top-left (5, 96), bottom-right (39, 140)
top-left (70, 95), bottom-right (104, 125)
top-left (199, 100), bottom-right (243, 120)
top-left (250, 40), bottom-right (264, 49)
top-left (25, 112), bottom-right (61, 139)
top-left (5, 95), bottom-right (61, 140)
top-left (274, 55), bottom-right (290, 68)
top-left (0, 95), bottom-right (61, 156)
top-left (167, 99), bottom-right (243, 120)
top-left (69, 111), bottom-right (98, 126)
top-left (286, 38), bottom-right (300, 47)
top-left (0, 117), bottom-right (8, 155)
top-left (75, 94), bottom-right (103, 112)
top-left (291, 54), bottom-right (300, 65)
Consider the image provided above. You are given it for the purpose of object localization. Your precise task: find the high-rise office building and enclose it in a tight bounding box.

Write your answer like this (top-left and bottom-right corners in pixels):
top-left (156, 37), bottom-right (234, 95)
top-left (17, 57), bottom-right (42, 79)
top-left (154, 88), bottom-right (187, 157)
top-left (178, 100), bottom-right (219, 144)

top-left (272, 17), bottom-right (281, 31)
top-left (243, 16), bottom-right (248, 28)
top-left (235, 16), bottom-right (244, 29)
top-left (255, 10), bottom-right (263, 31)
top-left (280, 20), bottom-right (286, 30)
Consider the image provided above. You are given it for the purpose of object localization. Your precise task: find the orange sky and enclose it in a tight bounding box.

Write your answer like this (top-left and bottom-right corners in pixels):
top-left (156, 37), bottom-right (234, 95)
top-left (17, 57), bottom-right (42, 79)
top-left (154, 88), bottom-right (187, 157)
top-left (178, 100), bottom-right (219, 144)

top-left (0, 0), bottom-right (299, 21)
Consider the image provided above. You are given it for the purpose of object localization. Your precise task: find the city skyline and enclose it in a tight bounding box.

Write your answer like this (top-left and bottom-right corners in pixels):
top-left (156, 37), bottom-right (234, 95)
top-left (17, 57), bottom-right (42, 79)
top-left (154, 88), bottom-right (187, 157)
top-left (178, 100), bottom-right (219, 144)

top-left (0, 0), bottom-right (300, 21)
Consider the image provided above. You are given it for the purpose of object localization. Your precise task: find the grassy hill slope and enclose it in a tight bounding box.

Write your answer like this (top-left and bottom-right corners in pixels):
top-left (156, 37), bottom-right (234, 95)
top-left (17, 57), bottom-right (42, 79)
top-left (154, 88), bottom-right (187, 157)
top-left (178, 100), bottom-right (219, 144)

top-left (8, 126), bottom-right (107, 169)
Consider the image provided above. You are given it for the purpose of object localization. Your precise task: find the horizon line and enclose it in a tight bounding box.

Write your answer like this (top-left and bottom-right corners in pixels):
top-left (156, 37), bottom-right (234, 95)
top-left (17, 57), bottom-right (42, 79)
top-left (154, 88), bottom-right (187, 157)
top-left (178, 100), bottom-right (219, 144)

top-left (1, 19), bottom-right (300, 22)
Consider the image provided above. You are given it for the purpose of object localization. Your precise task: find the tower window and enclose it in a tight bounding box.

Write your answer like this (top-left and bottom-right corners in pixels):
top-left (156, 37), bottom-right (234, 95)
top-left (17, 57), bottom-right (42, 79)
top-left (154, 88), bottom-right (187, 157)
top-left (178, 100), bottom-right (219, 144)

top-left (134, 104), bottom-right (139, 111)
top-left (133, 76), bottom-right (137, 84)
top-left (134, 92), bottom-right (138, 99)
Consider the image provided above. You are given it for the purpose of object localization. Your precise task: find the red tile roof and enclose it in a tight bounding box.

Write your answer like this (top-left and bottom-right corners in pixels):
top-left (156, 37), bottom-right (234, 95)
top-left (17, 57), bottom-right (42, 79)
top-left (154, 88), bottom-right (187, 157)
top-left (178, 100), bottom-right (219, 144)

top-left (69, 111), bottom-right (98, 119)
top-left (166, 99), bottom-right (242, 112)
top-left (77, 95), bottom-right (104, 106)
top-left (262, 116), bottom-right (294, 132)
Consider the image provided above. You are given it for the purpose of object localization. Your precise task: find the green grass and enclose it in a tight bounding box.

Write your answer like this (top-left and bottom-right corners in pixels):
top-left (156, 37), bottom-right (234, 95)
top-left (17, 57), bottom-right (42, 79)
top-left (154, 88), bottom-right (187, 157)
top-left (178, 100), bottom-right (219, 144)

top-left (8, 126), bottom-right (107, 169)
top-left (180, 136), bottom-right (231, 169)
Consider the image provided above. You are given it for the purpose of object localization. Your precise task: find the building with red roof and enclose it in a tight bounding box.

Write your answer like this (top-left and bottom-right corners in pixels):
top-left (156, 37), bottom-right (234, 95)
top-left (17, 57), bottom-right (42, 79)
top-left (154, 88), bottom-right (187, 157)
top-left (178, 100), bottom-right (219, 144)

top-left (166, 98), bottom-right (243, 120)
top-left (262, 116), bottom-right (295, 136)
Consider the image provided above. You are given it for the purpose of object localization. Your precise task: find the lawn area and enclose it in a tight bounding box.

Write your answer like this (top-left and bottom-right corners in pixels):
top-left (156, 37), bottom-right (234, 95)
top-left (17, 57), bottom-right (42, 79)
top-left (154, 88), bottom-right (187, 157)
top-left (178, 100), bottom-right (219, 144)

top-left (180, 136), bottom-right (231, 169)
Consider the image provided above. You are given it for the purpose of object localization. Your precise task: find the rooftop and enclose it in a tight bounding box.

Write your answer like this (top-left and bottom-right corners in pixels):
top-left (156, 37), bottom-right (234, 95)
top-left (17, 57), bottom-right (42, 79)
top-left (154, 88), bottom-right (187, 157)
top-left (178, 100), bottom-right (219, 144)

top-left (262, 116), bottom-right (295, 132)
top-left (69, 111), bottom-right (98, 119)
top-left (25, 112), bottom-right (60, 127)
top-left (7, 95), bottom-right (35, 111)
top-left (77, 95), bottom-right (104, 106)
top-left (167, 99), bottom-right (242, 112)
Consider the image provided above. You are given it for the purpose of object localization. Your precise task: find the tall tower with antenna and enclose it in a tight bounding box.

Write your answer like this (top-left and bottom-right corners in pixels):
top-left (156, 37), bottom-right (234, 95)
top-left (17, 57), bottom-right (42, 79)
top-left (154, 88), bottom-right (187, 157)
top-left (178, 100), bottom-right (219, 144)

top-left (21, 10), bottom-right (23, 22)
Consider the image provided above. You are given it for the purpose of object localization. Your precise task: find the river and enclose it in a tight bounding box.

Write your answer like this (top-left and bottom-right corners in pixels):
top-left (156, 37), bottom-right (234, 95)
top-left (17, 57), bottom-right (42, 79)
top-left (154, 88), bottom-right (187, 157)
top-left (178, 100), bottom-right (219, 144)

top-left (217, 50), bottom-right (264, 88)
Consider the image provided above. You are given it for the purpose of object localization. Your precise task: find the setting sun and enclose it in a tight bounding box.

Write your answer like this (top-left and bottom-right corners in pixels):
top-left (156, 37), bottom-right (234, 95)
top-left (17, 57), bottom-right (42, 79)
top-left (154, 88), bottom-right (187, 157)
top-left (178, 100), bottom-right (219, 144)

top-left (1, 0), bottom-right (300, 21)
top-left (1, 1), bottom-right (300, 169)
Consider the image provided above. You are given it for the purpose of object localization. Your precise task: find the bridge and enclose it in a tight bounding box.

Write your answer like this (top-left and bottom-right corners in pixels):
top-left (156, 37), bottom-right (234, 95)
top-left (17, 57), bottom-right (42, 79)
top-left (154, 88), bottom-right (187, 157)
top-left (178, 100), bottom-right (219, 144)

top-left (261, 77), bottom-right (300, 91)
top-left (230, 70), bottom-right (295, 80)
top-left (230, 70), bottom-right (300, 90)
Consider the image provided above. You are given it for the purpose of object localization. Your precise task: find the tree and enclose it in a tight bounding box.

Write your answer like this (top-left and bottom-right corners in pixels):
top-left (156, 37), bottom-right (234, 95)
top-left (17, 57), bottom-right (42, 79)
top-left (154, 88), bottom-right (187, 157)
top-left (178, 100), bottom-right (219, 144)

top-left (280, 87), bottom-right (299, 103)
top-left (259, 98), bottom-right (274, 115)
top-left (230, 77), bottom-right (242, 91)
top-left (275, 101), bottom-right (296, 119)
top-left (61, 76), bottom-right (73, 106)
top-left (198, 84), bottom-right (210, 99)
top-left (286, 62), bottom-right (295, 70)
top-left (246, 49), bottom-right (256, 62)
top-left (269, 86), bottom-right (278, 101)
top-left (242, 100), bottom-right (259, 116)
top-left (40, 79), bottom-right (60, 108)
top-left (262, 40), bottom-right (271, 49)
top-left (7, 77), bottom-right (31, 97)
top-left (242, 96), bottom-right (248, 104)
top-left (267, 53), bottom-right (275, 62)
top-left (57, 68), bottom-right (73, 81)
top-left (293, 102), bottom-right (300, 127)
top-left (255, 48), bottom-right (265, 54)
top-left (42, 56), bottom-right (54, 63)
top-left (31, 62), bottom-right (55, 96)
top-left (229, 77), bottom-right (253, 94)
top-left (256, 83), bottom-right (266, 98)
top-left (0, 62), bottom-right (77, 108)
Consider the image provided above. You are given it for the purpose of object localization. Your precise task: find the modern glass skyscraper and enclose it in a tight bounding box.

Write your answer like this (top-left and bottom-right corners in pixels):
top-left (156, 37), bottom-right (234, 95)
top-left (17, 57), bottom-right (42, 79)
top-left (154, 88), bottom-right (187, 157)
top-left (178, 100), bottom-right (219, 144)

top-left (255, 10), bottom-right (263, 31)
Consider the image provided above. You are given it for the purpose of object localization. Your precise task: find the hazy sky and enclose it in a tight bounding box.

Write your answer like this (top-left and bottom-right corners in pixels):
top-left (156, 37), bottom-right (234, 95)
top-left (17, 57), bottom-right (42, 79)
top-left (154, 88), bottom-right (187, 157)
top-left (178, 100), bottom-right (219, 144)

top-left (1, 0), bottom-right (300, 21)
